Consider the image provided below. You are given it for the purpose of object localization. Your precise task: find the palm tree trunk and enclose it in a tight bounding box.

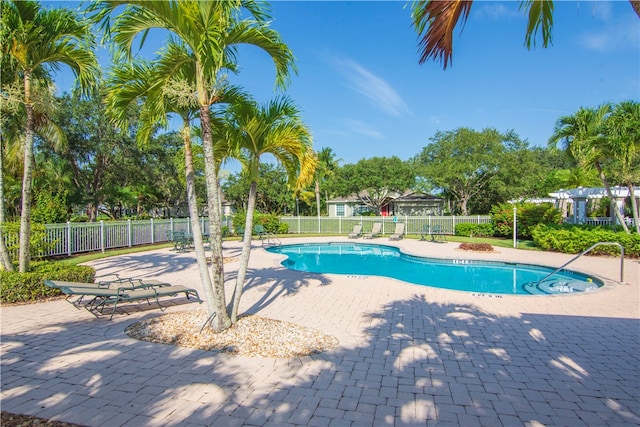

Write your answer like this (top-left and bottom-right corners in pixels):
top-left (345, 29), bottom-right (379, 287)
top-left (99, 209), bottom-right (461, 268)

top-left (595, 161), bottom-right (630, 233)
top-left (315, 180), bottom-right (321, 217)
top-left (182, 124), bottom-right (214, 309)
top-left (200, 104), bottom-right (231, 331)
top-left (19, 73), bottom-right (35, 273)
top-left (231, 180), bottom-right (257, 323)
top-left (0, 136), bottom-right (14, 271)
top-left (627, 183), bottom-right (640, 234)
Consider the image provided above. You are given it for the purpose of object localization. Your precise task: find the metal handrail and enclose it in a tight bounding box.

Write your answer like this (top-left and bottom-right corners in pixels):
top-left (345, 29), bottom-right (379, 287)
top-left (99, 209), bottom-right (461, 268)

top-left (536, 242), bottom-right (625, 285)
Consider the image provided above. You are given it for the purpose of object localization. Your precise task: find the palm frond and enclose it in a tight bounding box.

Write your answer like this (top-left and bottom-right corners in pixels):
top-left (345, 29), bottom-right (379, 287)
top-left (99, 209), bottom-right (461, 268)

top-left (520, 0), bottom-right (554, 49)
top-left (411, 0), bottom-right (473, 69)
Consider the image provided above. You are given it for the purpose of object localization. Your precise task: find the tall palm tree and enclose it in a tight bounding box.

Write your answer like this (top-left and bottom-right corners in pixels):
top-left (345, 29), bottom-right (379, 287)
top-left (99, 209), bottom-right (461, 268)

top-left (106, 44), bottom-right (245, 317)
top-left (221, 96), bottom-right (316, 323)
top-left (549, 104), bottom-right (630, 233)
top-left (0, 0), bottom-right (99, 272)
top-left (606, 101), bottom-right (640, 233)
top-left (1, 70), bottom-right (71, 271)
top-left (315, 147), bottom-right (341, 216)
top-left (91, 0), bottom-right (295, 331)
top-left (106, 50), bottom-right (218, 312)
top-left (411, 0), bottom-right (640, 69)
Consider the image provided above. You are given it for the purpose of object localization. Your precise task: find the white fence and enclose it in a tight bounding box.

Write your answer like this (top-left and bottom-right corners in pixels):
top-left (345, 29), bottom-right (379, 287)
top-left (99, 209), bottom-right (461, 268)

top-left (280, 215), bottom-right (492, 235)
top-left (3, 215), bottom-right (491, 259)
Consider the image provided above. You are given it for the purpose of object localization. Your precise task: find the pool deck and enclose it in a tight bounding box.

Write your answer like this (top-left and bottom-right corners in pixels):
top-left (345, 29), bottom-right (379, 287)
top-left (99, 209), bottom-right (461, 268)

top-left (1, 236), bottom-right (638, 426)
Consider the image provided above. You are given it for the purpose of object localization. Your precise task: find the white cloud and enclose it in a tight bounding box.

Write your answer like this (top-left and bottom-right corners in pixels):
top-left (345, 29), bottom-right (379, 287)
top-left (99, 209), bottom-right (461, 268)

top-left (341, 119), bottom-right (383, 139)
top-left (331, 56), bottom-right (411, 117)
top-left (579, 16), bottom-right (639, 52)
top-left (429, 115), bottom-right (442, 125)
top-left (474, 3), bottom-right (520, 20)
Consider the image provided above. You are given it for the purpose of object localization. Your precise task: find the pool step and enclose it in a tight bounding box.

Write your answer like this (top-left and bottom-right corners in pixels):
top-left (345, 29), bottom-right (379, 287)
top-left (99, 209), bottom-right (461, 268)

top-left (524, 279), bottom-right (599, 295)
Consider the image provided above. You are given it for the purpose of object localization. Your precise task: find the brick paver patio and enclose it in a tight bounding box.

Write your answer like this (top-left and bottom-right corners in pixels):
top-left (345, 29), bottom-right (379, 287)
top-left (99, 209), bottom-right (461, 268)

top-left (1, 237), bottom-right (638, 426)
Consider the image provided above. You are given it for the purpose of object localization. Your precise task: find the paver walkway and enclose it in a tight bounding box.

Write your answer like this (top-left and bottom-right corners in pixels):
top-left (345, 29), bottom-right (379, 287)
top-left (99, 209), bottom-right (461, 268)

top-left (1, 237), bottom-right (639, 426)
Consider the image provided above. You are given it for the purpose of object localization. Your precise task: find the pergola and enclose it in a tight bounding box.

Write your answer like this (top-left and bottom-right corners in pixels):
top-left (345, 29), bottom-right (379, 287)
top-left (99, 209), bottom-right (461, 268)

top-left (549, 186), bottom-right (640, 225)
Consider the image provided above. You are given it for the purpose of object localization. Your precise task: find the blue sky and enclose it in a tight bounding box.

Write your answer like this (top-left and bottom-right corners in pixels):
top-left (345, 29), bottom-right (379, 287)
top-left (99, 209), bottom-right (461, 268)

top-left (226, 1), bottom-right (639, 167)
top-left (53, 1), bottom-right (639, 170)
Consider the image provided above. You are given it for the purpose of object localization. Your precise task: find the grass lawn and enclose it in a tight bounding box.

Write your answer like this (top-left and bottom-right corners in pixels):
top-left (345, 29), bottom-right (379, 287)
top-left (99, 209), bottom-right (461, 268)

top-left (58, 235), bottom-right (538, 266)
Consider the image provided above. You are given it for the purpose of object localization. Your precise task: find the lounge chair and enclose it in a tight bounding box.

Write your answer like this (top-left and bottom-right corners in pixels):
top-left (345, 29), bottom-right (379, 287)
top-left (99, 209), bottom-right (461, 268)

top-left (363, 222), bottom-right (382, 239)
top-left (388, 223), bottom-right (405, 241)
top-left (348, 224), bottom-right (362, 239)
top-left (45, 279), bottom-right (201, 319)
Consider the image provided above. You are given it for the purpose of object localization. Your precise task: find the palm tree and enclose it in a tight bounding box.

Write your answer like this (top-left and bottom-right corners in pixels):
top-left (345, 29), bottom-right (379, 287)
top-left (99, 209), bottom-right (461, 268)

top-left (91, 0), bottom-right (295, 331)
top-left (315, 147), bottom-right (341, 216)
top-left (549, 104), bottom-right (630, 233)
top-left (411, 0), bottom-right (640, 69)
top-left (1, 0), bottom-right (99, 272)
top-left (606, 101), bottom-right (640, 233)
top-left (106, 50), bottom-right (219, 313)
top-left (106, 44), bottom-right (246, 317)
top-left (221, 96), bottom-right (316, 323)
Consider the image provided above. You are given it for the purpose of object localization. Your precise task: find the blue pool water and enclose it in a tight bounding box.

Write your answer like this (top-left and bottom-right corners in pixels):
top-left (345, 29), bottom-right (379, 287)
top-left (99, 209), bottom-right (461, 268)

top-left (267, 243), bottom-right (602, 295)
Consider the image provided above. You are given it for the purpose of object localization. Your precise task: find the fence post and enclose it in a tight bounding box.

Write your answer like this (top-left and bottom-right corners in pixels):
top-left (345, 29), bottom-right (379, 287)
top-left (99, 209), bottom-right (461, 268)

top-left (170, 218), bottom-right (174, 238)
top-left (318, 216), bottom-right (321, 234)
top-left (100, 220), bottom-right (105, 253)
top-left (128, 219), bottom-right (132, 247)
top-left (339, 216), bottom-right (342, 234)
top-left (67, 221), bottom-right (72, 257)
top-left (297, 216), bottom-right (301, 234)
top-left (150, 218), bottom-right (155, 244)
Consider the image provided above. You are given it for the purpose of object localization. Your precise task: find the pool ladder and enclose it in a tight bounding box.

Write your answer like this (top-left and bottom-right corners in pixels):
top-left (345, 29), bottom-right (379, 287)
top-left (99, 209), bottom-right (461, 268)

top-left (532, 242), bottom-right (625, 288)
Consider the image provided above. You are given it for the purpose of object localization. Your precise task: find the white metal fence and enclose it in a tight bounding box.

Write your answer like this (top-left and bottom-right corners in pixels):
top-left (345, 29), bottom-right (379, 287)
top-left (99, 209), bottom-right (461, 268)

top-left (280, 215), bottom-right (492, 235)
top-left (3, 215), bottom-right (491, 259)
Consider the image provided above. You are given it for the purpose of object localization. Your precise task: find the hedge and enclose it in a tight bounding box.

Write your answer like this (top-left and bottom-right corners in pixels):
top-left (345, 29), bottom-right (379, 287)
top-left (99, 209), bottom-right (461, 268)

top-left (531, 224), bottom-right (640, 257)
top-left (1, 262), bottom-right (96, 304)
top-left (455, 222), bottom-right (495, 237)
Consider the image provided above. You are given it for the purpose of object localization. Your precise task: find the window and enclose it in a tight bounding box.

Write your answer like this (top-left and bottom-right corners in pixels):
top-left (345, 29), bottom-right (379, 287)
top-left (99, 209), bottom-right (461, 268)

top-left (336, 204), bottom-right (345, 217)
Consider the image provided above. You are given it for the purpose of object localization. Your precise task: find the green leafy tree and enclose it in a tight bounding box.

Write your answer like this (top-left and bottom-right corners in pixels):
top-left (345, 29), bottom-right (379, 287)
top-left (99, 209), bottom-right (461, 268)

top-left (223, 163), bottom-right (296, 215)
top-left (332, 156), bottom-right (415, 215)
top-left (414, 128), bottom-right (520, 215)
top-left (221, 96), bottom-right (315, 323)
top-left (92, 0), bottom-right (296, 331)
top-left (0, 0), bottom-right (99, 272)
top-left (54, 92), bottom-right (140, 221)
top-left (411, 0), bottom-right (640, 69)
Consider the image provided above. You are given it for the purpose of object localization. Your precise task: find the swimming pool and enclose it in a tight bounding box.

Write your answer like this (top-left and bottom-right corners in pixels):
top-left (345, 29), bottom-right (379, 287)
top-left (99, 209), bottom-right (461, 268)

top-left (266, 242), bottom-right (602, 295)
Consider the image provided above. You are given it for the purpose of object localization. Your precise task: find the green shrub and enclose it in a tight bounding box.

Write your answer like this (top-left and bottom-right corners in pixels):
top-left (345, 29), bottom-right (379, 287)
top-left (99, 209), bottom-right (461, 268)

top-left (531, 224), bottom-right (640, 257)
top-left (0, 262), bottom-right (95, 304)
top-left (31, 190), bottom-right (70, 224)
top-left (455, 222), bottom-right (495, 237)
top-left (233, 211), bottom-right (287, 234)
top-left (277, 222), bottom-right (289, 234)
top-left (1, 222), bottom-right (57, 260)
top-left (491, 202), bottom-right (562, 239)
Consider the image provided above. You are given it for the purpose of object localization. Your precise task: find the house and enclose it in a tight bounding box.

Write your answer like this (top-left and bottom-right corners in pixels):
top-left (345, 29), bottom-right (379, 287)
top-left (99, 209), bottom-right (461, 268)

top-left (391, 191), bottom-right (443, 216)
top-left (327, 191), bottom-right (443, 217)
